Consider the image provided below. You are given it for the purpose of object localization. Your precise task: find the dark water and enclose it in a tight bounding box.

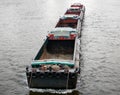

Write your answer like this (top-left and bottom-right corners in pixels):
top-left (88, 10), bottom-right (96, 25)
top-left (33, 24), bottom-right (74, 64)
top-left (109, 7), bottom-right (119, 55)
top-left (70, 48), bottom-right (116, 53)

top-left (0, 0), bottom-right (120, 95)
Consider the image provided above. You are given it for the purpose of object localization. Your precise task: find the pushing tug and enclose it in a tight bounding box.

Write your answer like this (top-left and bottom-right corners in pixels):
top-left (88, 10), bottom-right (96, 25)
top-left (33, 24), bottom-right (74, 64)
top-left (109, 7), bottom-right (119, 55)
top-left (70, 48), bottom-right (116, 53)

top-left (26, 3), bottom-right (85, 89)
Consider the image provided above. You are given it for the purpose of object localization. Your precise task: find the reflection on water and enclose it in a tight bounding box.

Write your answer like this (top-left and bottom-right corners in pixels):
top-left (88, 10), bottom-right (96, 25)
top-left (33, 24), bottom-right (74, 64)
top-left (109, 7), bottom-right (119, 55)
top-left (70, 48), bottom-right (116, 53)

top-left (29, 90), bottom-right (80, 95)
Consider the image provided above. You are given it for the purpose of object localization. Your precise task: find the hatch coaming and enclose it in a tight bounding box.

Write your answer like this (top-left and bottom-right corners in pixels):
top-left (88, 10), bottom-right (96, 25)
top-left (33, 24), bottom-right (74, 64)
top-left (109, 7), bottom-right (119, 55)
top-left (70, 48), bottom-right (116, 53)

top-left (55, 14), bottom-right (80, 29)
top-left (71, 3), bottom-right (85, 13)
top-left (32, 37), bottom-right (80, 70)
top-left (35, 39), bottom-right (75, 60)
top-left (48, 27), bottom-right (78, 40)
top-left (65, 7), bottom-right (81, 15)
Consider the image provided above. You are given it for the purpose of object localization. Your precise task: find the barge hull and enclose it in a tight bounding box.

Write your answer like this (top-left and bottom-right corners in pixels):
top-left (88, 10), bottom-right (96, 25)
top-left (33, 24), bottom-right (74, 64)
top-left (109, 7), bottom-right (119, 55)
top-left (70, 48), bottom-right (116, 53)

top-left (26, 72), bottom-right (77, 89)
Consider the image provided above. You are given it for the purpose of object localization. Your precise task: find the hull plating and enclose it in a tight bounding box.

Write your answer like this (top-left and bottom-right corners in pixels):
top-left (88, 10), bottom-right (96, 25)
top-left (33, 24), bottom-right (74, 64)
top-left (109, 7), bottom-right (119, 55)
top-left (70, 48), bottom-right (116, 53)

top-left (26, 72), bottom-right (78, 89)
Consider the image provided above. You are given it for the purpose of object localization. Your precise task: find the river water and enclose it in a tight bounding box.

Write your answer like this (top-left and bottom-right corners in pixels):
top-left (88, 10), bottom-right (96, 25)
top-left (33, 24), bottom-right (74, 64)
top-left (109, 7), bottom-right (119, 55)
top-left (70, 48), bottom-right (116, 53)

top-left (0, 0), bottom-right (120, 95)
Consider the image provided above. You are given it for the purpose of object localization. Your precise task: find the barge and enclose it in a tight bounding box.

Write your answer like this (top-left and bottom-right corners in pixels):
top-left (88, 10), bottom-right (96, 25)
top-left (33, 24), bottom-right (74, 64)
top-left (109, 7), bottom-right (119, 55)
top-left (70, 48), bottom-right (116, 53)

top-left (65, 3), bottom-right (85, 20)
top-left (26, 3), bottom-right (85, 89)
top-left (26, 28), bottom-right (81, 89)
top-left (71, 3), bottom-right (85, 13)
top-left (55, 14), bottom-right (82, 36)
